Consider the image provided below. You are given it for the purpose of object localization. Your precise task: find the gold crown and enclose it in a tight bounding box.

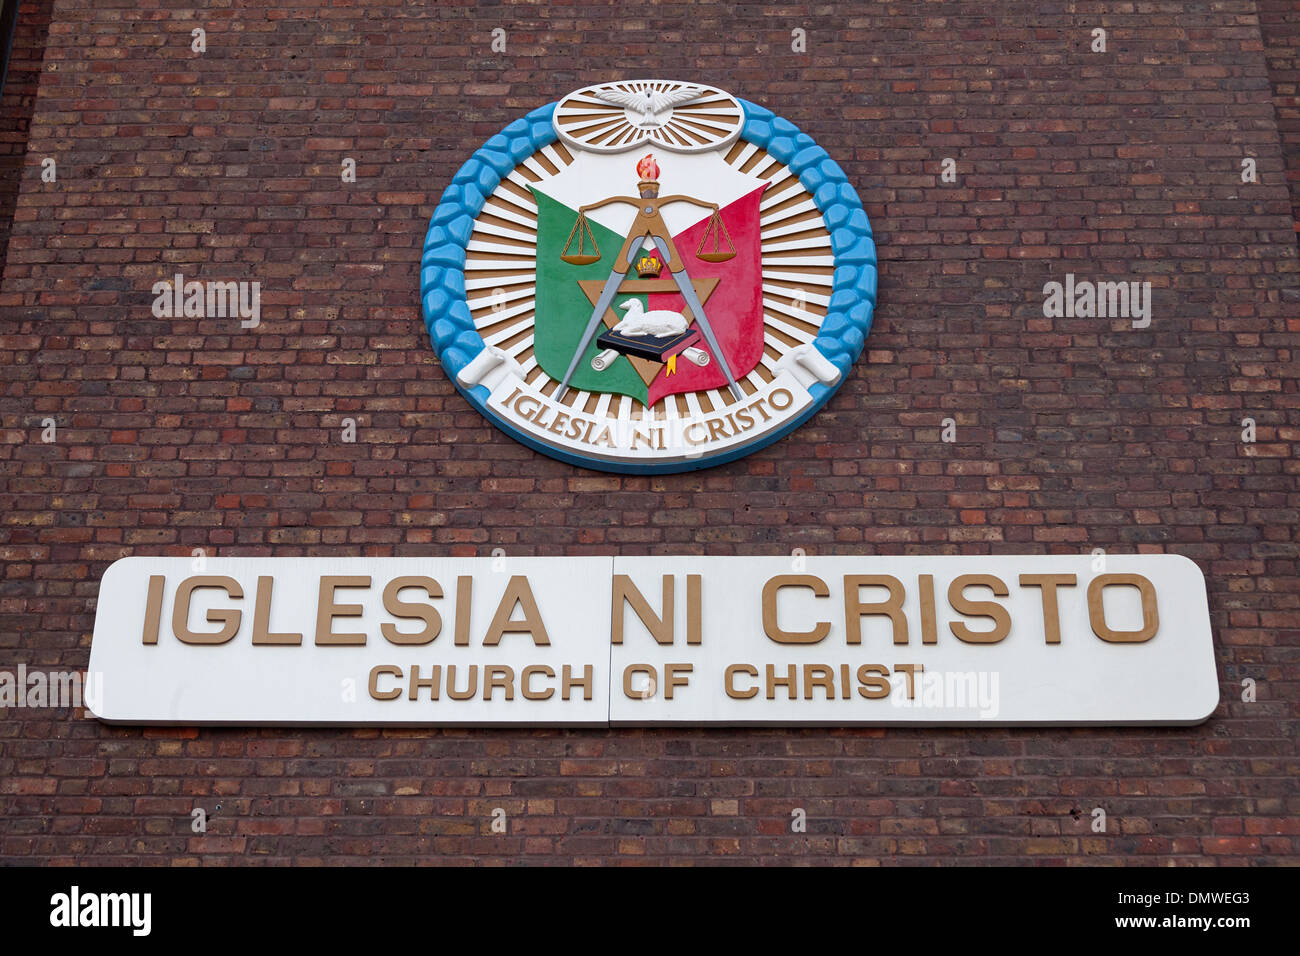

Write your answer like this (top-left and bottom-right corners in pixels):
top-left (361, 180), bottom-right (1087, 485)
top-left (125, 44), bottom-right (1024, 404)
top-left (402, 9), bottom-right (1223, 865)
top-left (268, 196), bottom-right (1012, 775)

top-left (635, 253), bottom-right (663, 278)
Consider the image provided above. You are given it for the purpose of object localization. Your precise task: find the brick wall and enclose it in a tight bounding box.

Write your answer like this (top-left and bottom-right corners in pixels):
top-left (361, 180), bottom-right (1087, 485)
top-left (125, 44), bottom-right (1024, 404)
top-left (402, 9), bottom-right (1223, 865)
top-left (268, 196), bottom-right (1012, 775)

top-left (0, 0), bottom-right (54, 275)
top-left (0, 1), bottom-right (1296, 864)
top-left (1262, 0), bottom-right (1300, 235)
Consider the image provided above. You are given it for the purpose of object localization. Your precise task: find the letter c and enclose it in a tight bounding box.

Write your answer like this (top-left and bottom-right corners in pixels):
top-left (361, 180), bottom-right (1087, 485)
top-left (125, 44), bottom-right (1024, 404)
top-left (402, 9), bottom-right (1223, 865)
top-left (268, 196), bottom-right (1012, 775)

top-left (762, 574), bottom-right (831, 644)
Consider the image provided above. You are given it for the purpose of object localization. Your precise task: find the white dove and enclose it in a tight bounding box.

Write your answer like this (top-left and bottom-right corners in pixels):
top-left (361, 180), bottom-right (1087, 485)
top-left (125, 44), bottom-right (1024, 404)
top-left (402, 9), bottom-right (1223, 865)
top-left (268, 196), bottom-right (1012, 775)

top-left (593, 85), bottom-right (704, 128)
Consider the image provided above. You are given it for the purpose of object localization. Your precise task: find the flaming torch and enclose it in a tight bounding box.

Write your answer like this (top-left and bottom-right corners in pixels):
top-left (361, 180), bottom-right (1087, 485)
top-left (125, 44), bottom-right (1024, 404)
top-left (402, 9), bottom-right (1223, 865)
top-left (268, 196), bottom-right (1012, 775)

top-left (636, 153), bottom-right (660, 198)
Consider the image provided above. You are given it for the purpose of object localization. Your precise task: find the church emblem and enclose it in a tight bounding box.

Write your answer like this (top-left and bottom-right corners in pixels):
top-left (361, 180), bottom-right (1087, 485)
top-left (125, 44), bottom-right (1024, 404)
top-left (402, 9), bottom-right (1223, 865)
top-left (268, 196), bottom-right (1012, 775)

top-left (421, 80), bottom-right (876, 473)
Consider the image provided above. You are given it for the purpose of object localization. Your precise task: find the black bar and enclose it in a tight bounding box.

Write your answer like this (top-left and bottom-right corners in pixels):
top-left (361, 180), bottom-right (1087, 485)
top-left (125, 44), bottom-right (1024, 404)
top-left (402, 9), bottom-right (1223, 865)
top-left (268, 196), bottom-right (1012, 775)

top-left (0, 864), bottom-right (1279, 943)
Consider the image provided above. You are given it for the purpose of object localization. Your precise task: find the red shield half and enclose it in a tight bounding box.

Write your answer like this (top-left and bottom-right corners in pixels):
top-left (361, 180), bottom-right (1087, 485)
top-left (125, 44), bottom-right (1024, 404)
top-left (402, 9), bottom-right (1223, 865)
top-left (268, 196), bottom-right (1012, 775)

top-left (645, 183), bottom-right (767, 406)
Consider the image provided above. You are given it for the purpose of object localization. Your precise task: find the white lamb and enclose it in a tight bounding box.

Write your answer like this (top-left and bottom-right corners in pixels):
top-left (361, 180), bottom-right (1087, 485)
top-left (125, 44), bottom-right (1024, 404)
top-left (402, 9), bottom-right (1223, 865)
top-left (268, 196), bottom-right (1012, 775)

top-left (611, 299), bottom-right (689, 337)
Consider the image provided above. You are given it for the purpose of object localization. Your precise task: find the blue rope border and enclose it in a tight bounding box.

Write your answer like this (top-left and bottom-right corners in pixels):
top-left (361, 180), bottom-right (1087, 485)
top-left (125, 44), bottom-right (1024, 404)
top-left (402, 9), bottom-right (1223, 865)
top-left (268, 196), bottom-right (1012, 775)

top-left (421, 98), bottom-right (877, 474)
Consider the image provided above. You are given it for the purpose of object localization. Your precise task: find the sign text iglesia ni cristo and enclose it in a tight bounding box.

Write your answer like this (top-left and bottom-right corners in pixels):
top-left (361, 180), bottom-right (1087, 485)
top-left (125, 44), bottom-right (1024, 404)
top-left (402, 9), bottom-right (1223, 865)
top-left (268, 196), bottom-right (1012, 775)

top-left (87, 555), bottom-right (1218, 726)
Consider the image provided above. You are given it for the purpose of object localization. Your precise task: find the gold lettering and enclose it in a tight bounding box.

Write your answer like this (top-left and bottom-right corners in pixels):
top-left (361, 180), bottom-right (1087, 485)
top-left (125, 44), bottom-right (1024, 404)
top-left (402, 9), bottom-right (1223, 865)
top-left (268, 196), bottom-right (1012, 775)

top-left (454, 575), bottom-right (472, 645)
top-left (252, 575), bottom-right (302, 645)
top-left (623, 663), bottom-right (655, 699)
top-left (611, 574), bottom-right (674, 645)
top-left (857, 664), bottom-right (890, 699)
top-left (142, 574), bottom-right (165, 645)
top-left (173, 575), bottom-right (242, 645)
top-left (446, 664), bottom-right (477, 700)
top-left (766, 663), bottom-right (797, 700)
top-left (562, 664), bottom-right (592, 701)
top-left (686, 574), bottom-right (702, 645)
top-left (762, 574), bottom-right (831, 644)
top-left (369, 664), bottom-right (402, 700)
top-left (408, 663), bottom-right (440, 700)
top-left (725, 663), bottom-right (758, 699)
top-left (948, 575), bottom-right (1011, 644)
top-left (1020, 573), bottom-right (1077, 644)
top-left (664, 662), bottom-right (691, 699)
top-left (894, 663), bottom-right (923, 698)
top-left (522, 665), bottom-right (554, 701)
top-left (483, 665), bottom-right (515, 701)
top-left (803, 664), bottom-right (835, 700)
top-left (482, 575), bottom-right (550, 646)
top-left (315, 576), bottom-right (370, 645)
top-left (381, 576), bottom-right (442, 645)
top-left (515, 395), bottom-right (541, 420)
top-left (1087, 573), bottom-right (1158, 643)
top-left (918, 574), bottom-right (938, 645)
top-left (843, 574), bottom-right (908, 645)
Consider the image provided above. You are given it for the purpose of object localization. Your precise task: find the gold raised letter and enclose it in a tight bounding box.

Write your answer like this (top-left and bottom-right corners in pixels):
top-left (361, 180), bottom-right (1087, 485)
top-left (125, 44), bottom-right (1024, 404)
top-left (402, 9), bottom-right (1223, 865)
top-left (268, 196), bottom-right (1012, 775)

top-left (381, 576), bottom-right (442, 646)
top-left (725, 663), bottom-right (758, 699)
top-left (142, 574), bottom-right (165, 644)
top-left (173, 575), bottom-right (243, 645)
top-left (843, 575), bottom-right (908, 645)
top-left (369, 665), bottom-right (402, 700)
top-left (948, 574), bottom-right (1011, 644)
top-left (762, 574), bottom-right (831, 644)
top-left (316, 576), bottom-right (371, 645)
top-left (1020, 573), bottom-right (1077, 644)
top-left (483, 575), bottom-right (551, 646)
top-left (611, 574), bottom-right (674, 645)
top-left (1087, 573), bottom-right (1158, 643)
top-left (252, 575), bottom-right (302, 645)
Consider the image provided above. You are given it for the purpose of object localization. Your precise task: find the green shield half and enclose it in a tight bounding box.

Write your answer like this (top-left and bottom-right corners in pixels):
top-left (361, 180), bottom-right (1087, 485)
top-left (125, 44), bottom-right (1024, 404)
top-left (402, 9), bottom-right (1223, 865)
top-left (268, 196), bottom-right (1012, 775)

top-left (532, 189), bottom-right (647, 404)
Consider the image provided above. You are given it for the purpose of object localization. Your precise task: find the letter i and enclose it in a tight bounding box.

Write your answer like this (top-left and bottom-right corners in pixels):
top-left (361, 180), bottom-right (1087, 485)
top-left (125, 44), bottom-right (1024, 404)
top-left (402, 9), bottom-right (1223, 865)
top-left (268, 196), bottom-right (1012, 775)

top-left (142, 575), bottom-right (165, 644)
top-left (454, 576), bottom-right (472, 645)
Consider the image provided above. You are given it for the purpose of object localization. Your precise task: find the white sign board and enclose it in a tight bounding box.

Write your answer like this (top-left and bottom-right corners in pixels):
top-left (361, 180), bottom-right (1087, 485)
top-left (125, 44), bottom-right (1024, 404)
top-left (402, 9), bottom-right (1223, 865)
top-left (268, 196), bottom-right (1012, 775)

top-left (88, 557), bottom-right (613, 726)
top-left (87, 554), bottom-right (1219, 726)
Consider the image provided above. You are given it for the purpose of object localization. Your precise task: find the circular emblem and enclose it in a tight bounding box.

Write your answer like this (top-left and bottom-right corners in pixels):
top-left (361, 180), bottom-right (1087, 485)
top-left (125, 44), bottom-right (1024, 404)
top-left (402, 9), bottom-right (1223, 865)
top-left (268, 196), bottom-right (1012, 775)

top-left (421, 80), bottom-right (877, 474)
